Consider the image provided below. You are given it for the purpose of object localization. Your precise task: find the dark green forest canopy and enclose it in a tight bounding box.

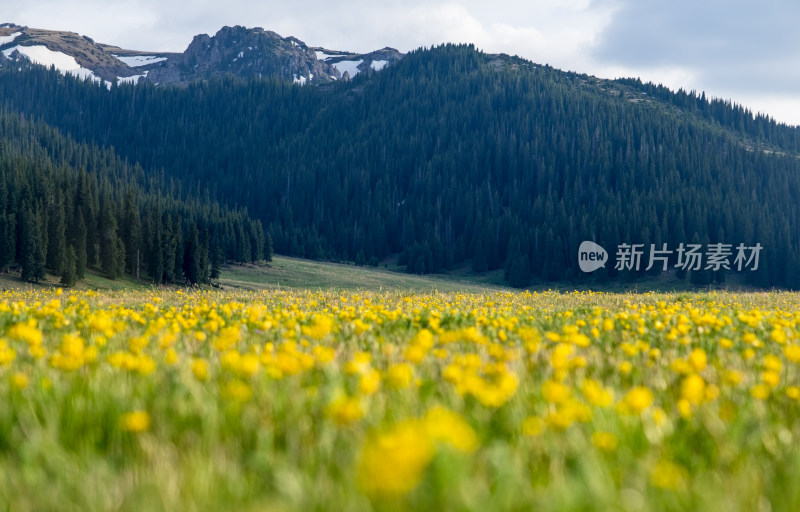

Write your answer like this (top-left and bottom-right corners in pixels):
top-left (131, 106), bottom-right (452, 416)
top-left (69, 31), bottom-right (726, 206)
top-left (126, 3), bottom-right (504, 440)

top-left (1, 43), bottom-right (799, 288)
top-left (0, 111), bottom-right (267, 285)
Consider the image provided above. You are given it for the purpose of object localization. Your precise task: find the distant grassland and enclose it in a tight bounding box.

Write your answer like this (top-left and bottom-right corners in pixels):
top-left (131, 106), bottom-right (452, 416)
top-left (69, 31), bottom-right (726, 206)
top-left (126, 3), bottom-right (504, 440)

top-left (0, 254), bottom-right (761, 296)
top-left (0, 256), bottom-right (506, 293)
top-left (217, 256), bottom-right (511, 293)
top-left (1, 287), bottom-right (800, 511)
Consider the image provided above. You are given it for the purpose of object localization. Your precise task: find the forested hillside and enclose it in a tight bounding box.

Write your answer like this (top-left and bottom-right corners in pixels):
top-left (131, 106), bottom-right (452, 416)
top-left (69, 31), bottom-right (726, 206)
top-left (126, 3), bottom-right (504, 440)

top-left (1, 44), bottom-right (799, 287)
top-left (0, 111), bottom-right (266, 286)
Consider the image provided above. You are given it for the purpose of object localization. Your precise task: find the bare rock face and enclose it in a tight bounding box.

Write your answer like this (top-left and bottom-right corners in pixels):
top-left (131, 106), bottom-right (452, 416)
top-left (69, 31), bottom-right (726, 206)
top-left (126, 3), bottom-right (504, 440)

top-left (146, 26), bottom-right (341, 85)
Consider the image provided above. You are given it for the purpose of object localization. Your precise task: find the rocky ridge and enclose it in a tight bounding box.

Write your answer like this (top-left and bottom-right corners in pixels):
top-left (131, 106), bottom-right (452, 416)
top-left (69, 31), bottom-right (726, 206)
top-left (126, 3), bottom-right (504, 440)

top-left (0, 23), bottom-right (404, 86)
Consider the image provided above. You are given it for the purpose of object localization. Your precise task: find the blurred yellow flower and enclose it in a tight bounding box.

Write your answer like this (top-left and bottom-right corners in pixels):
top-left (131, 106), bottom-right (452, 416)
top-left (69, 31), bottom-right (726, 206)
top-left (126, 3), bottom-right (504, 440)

top-left (302, 315), bottom-right (334, 340)
top-left (386, 363), bottom-right (414, 389)
top-left (542, 379), bottom-right (571, 404)
top-left (357, 420), bottom-right (433, 497)
top-left (424, 407), bottom-right (478, 453)
top-left (326, 396), bottom-right (364, 425)
top-left (650, 460), bottom-right (687, 491)
top-left (11, 372), bottom-right (28, 390)
top-left (620, 387), bottom-right (653, 415)
top-left (191, 358), bottom-right (210, 381)
top-left (120, 411), bottom-right (151, 433)
top-left (591, 431), bottom-right (618, 452)
top-left (681, 374), bottom-right (706, 405)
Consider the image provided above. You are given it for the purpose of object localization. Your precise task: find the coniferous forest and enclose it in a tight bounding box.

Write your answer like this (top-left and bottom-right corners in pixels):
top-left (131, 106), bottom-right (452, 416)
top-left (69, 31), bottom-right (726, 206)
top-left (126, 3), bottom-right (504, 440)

top-left (0, 111), bottom-right (267, 286)
top-left (1, 44), bottom-right (799, 287)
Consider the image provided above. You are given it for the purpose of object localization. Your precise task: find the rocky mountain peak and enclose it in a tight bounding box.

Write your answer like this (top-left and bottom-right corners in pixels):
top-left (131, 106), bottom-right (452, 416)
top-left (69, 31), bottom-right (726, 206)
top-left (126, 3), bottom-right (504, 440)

top-left (0, 22), bottom-right (405, 86)
top-left (147, 25), bottom-right (341, 85)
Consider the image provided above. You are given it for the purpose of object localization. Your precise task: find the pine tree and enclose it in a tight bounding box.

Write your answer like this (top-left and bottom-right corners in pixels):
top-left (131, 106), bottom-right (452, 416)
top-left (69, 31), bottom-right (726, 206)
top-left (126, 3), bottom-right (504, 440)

top-left (251, 220), bottom-right (265, 262)
top-left (210, 243), bottom-right (223, 280)
top-left (265, 232), bottom-right (274, 262)
top-left (162, 218), bottom-right (176, 283)
top-left (60, 245), bottom-right (78, 287)
top-left (172, 217), bottom-right (184, 282)
top-left (36, 206), bottom-right (49, 276)
top-left (183, 223), bottom-right (201, 285)
top-left (114, 236), bottom-right (126, 279)
top-left (20, 206), bottom-right (45, 283)
top-left (505, 252), bottom-right (531, 288)
top-left (74, 209), bottom-right (88, 279)
top-left (236, 222), bottom-right (251, 262)
top-left (199, 228), bottom-right (211, 284)
top-left (121, 189), bottom-right (142, 278)
top-left (0, 212), bottom-right (15, 272)
top-left (99, 200), bottom-right (123, 279)
top-left (148, 216), bottom-right (165, 283)
top-left (46, 194), bottom-right (67, 273)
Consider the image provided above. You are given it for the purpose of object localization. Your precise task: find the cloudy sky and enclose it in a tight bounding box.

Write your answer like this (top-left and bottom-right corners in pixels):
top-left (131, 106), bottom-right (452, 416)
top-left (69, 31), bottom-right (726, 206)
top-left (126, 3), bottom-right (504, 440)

top-left (6, 0), bottom-right (800, 126)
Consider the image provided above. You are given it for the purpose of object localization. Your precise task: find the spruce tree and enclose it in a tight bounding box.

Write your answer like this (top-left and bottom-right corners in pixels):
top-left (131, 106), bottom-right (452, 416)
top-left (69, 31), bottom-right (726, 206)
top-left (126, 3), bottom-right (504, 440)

top-left (0, 212), bottom-right (15, 272)
top-left (148, 217), bottom-right (165, 283)
top-left (506, 252), bottom-right (531, 288)
top-left (162, 219), bottom-right (175, 283)
top-left (172, 217), bottom-right (184, 282)
top-left (183, 223), bottom-right (201, 285)
top-left (199, 228), bottom-right (211, 284)
top-left (265, 232), bottom-right (274, 262)
top-left (210, 243), bottom-right (223, 280)
top-left (99, 201), bottom-right (123, 279)
top-left (60, 246), bottom-right (78, 287)
top-left (20, 206), bottom-right (45, 283)
top-left (121, 190), bottom-right (142, 277)
top-left (46, 195), bottom-right (67, 273)
top-left (74, 209), bottom-right (88, 279)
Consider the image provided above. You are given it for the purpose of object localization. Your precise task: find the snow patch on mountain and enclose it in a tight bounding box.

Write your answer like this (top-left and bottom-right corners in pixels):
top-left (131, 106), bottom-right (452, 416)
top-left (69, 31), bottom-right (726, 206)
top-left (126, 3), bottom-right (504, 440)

top-left (371, 60), bottom-right (388, 71)
top-left (118, 71), bottom-right (148, 84)
top-left (3, 45), bottom-right (99, 81)
top-left (115, 55), bottom-right (167, 67)
top-left (0, 32), bottom-right (22, 46)
top-left (333, 60), bottom-right (363, 77)
top-left (315, 50), bottom-right (346, 61)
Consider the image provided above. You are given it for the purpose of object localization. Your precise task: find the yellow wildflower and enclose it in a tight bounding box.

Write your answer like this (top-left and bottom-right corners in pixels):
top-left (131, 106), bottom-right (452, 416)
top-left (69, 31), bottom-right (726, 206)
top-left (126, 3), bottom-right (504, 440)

top-left (120, 411), bottom-right (151, 433)
top-left (591, 431), bottom-right (618, 452)
top-left (620, 387), bottom-right (654, 415)
top-left (357, 420), bottom-right (433, 497)
top-left (191, 358), bottom-right (210, 381)
top-left (650, 460), bottom-right (687, 491)
top-left (327, 396), bottom-right (364, 425)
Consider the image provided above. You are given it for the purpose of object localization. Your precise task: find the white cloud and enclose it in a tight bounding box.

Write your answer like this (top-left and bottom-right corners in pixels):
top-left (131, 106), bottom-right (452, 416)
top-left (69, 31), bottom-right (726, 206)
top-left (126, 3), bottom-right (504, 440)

top-left (733, 95), bottom-right (800, 126)
top-left (589, 0), bottom-right (800, 125)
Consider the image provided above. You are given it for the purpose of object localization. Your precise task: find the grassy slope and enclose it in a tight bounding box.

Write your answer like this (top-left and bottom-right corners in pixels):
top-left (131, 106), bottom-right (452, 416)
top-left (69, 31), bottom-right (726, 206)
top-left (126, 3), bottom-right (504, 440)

top-left (217, 256), bottom-right (764, 294)
top-left (0, 255), bottom-right (764, 293)
top-left (217, 256), bottom-right (510, 293)
top-left (0, 268), bottom-right (150, 292)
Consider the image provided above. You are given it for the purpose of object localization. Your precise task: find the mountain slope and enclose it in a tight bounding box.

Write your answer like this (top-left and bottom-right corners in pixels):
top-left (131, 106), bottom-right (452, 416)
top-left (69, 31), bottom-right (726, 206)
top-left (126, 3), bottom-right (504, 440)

top-left (1, 38), bottom-right (800, 288)
top-left (0, 23), bottom-right (168, 82)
